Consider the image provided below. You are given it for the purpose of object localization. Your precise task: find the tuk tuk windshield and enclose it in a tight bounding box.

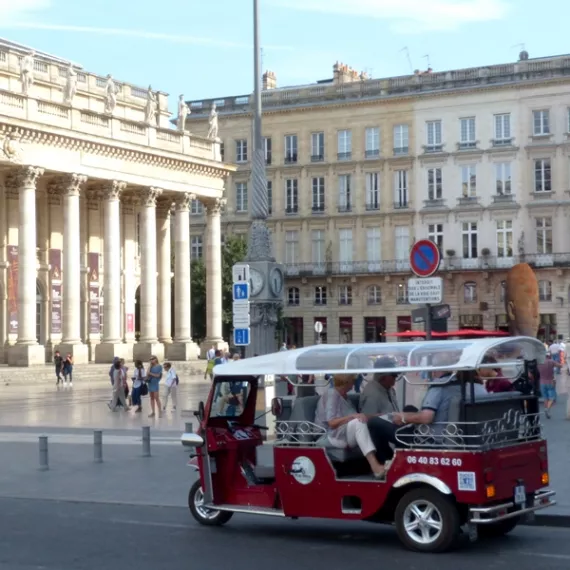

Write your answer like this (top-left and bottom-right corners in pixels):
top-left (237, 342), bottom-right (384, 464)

top-left (211, 379), bottom-right (251, 418)
top-left (213, 336), bottom-right (545, 377)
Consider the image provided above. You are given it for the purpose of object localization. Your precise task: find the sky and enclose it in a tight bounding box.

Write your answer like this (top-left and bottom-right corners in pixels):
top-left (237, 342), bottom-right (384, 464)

top-left (1, 0), bottom-right (569, 112)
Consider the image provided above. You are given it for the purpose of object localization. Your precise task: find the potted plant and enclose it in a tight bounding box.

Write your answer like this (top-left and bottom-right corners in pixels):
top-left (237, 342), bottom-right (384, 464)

top-left (445, 249), bottom-right (456, 257)
top-left (481, 248), bottom-right (491, 256)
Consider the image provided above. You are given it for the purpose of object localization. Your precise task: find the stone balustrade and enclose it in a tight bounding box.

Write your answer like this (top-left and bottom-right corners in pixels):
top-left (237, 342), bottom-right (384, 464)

top-left (0, 45), bottom-right (216, 162)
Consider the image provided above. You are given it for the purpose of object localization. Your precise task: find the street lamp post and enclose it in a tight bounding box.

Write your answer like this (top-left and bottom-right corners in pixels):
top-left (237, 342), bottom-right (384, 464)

top-left (243, 0), bottom-right (285, 358)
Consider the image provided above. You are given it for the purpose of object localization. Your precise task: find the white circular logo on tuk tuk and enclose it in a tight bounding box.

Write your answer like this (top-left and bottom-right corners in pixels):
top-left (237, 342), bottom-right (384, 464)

top-left (290, 456), bottom-right (316, 485)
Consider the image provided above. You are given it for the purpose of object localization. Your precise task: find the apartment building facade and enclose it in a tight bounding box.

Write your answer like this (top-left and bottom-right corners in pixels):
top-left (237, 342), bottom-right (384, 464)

top-left (185, 54), bottom-right (570, 346)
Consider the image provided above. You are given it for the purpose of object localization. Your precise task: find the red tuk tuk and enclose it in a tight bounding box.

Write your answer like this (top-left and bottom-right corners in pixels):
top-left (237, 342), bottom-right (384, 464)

top-left (181, 337), bottom-right (555, 553)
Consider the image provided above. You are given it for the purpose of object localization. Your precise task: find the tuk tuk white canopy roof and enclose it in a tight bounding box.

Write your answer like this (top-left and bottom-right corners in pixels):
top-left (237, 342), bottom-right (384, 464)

top-left (214, 337), bottom-right (546, 377)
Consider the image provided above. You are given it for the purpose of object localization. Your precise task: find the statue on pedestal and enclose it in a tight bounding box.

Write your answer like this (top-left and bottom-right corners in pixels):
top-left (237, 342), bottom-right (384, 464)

top-left (104, 74), bottom-right (118, 114)
top-left (176, 95), bottom-right (189, 131)
top-left (144, 85), bottom-right (157, 125)
top-left (20, 51), bottom-right (35, 96)
top-left (63, 64), bottom-right (77, 105)
top-left (206, 103), bottom-right (219, 139)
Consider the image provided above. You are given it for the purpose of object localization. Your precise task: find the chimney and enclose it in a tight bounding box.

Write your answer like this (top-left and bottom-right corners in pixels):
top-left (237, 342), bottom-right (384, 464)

top-left (333, 62), bottom-right (363, 85)
top-left (262, 70), bottom-right (277, 90)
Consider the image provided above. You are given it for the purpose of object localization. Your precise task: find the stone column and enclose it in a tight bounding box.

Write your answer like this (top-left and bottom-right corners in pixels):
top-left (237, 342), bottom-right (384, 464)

top-left (167, 193), bottom-right (198, 360)
top-left (133, 187), bottom-right (164, 361)
top-left (6, 166), bottom-right (46, 366)
top-left (95, 180), bottom-right (129, 363)
top-left (200, 197), bottom-right (228, 357)
top-left (56, 174), bottom-right (89, 363)
top-left (157, 199), bottom-right (172, 345)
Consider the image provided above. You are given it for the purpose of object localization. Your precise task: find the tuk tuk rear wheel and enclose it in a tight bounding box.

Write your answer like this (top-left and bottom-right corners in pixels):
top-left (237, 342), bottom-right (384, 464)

top-left (395, 488), bottom-right (460, 553)
top-left (188, 480), bottom-right (233, 526)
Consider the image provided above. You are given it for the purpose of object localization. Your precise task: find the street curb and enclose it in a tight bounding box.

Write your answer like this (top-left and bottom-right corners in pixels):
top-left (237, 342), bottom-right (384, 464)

top-left (524, 514), bottom-right (570, 528)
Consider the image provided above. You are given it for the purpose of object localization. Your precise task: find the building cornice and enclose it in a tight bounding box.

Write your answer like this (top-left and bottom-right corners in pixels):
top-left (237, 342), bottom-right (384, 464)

top-left (188, 74), bottom-right (570, 119)
top-left (0, 120), bottom-right (235, 180)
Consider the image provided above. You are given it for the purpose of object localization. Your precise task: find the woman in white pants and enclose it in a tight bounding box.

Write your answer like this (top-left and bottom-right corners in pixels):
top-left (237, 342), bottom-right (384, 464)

top-left (162, 362), bottom-right (178, 412)
top-left (315, 374), bottom-right (386, 479)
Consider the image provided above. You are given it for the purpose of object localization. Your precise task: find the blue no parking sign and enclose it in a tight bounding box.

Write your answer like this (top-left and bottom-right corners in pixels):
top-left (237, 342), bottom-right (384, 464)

top-left (409, 240), bottom-right (441, 278)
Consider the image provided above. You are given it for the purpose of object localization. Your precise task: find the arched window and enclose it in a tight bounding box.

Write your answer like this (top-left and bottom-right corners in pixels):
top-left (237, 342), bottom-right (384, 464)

top-left (367, 285), bottom-right (382, 305)
top-left (463, 281), bottom-right (477, 304)
top-left (538, 280), bottom-right (552, 302)
top-left (287, 287), bottom-right (300, 306)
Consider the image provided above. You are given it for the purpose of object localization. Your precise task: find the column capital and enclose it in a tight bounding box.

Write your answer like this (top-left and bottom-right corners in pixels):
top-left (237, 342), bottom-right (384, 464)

top-left (49, 173), bottom-right (87, 197)
top-left (140, 187), bottom-right (162, 208)
top-left (203, 197), bottom-right (226, 216)
top-left (101, 180), bottom-right (127, 201)
top-left (156, 197), bottom-right (173, 217)
top-left (174, 192), bottom-right (195, 212)
top-left (5, 166), bottom-right (44, 190)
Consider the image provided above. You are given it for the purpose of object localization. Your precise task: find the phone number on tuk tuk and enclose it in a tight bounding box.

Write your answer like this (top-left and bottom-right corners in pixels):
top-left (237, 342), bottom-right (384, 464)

top-left (406, 456), bottom-right (463, 467)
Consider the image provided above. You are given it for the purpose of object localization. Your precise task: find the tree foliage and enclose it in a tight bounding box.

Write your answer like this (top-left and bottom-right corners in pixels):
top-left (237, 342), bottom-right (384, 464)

top-left (190, 235), bottom-right (248, 343)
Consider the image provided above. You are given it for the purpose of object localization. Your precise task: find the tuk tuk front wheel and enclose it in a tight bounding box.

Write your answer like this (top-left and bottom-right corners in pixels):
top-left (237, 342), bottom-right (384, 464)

top-left (188, 480), bottom-right (233, 526)
top-left (395, 488), bottom-right (460, 553)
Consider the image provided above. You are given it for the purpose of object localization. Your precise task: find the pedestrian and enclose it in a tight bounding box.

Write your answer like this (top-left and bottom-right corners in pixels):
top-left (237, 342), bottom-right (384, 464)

top-left (53, 350), bottom-right (63, 385)
top-left (120, 358), bottom-right (130, 405)
top-left (538, 353), bottom-right (562, 418)
top-left (131, 360), bottom-right (147, 413)
top-left (205, 345), bottom-right (216, 380)
top-left (63, 354), bottom-right (74, 386)
top-left (162, 362), bottom-right (178, 412)
top-left (147, 355), bottom-right (163, 418)
top-left (108, 359), bottom-right (130, 411)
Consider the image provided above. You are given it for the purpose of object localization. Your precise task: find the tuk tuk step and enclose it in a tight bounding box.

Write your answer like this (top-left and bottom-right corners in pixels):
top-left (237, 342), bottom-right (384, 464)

top-left (203, 504), bottom-right (285, 517)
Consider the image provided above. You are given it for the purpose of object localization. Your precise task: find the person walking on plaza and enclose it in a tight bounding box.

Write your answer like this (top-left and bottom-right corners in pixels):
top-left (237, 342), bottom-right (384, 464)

top-left (205, 345), bottom-right (216, 380)
top-left (131, 360), bottom-right (147, 413)
top-left (63, 354), bottom-right (74, 386)
top-left (54, 351), bottom-right (63, 385)
top-left (108, 359), bottom-right (130, 411)
top-left (147, 355), bottom-right (163, 418)
top-left (162, 362), bottom-right (178, 412)
top-left (120, 358), bottom-right (130, 405)
top-left (538, 352), bottom-right (562, 419)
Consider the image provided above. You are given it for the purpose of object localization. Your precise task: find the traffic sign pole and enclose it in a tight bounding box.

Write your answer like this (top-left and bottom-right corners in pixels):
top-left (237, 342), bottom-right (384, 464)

top-left (425, 304), bottom-right (432, 341)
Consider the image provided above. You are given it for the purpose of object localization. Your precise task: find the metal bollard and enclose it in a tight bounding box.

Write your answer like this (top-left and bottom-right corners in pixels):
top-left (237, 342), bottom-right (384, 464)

top-left (184, 422), bottom-right (193, 434)
top-left (39, 436), bottom-right (49, 471)
top-left (142, 426), bottom-right (151, 457)
top-left (94, 430), bottom-right (103, 463)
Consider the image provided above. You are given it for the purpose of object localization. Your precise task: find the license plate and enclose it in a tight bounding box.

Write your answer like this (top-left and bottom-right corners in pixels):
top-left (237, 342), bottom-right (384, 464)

top-left (514, 485), bottom-right (526, 506)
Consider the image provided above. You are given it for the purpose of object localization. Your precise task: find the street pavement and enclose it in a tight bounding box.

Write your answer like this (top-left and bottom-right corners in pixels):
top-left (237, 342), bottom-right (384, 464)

top-left (1, 497), bottom-right (570, 570)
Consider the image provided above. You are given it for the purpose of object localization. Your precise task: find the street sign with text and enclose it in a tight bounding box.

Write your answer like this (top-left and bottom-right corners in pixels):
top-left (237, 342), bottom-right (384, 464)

top-left (408, 277), bottom-right (443, 304)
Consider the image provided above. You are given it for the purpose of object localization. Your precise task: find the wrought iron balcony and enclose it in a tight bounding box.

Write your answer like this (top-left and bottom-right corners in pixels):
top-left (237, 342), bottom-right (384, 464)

top-left (458, 196), bottom-right (480, 206)
top-left (310, 154), bottom-right (324, 162)
top-left (337, 203), bottom-right (352, 213)
top-left (285, 207), bottom-right (299, 215)
top-left (491, 138), bottom-right (514, 148)
top-left (311, 205), bottom-right (325, 214)
top-left (284, 153), bottom-right (298, 164)
top-left (365, 202), bottom-right (380, 211)
top-left (393, 201), bottom-right (409, 210)
top-left (283, 252), bottom-right (570, 277)
top-left (393, 147), bottom-right (409, 156)
top-left (337, 152), bottom-right (352, 161)
top-left (365, 149), bottom-right (380, 159)
top-left (492, 193), bottom-right (514, 203)
top-left (423, 198), bottom-right (446, 209)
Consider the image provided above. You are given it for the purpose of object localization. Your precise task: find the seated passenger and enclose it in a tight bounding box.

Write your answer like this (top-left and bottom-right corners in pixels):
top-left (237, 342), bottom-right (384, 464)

top-left (359, 357), bottom-right (400, 416)
top-left (315, 374), bottom-right (387, 479)
top-left (393, 371), bottom-right (487, 428)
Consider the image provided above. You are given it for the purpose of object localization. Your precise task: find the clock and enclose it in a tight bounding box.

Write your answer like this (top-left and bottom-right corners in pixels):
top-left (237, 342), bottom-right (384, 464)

top-left (249, 268), bottom-right (265, 297)
top-left (269, 267), bottom-right (284, 297)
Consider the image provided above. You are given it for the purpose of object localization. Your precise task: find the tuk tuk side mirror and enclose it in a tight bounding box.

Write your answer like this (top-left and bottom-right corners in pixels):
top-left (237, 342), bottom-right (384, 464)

top-left (194, 401), bottom-right (205, 421)
top-left (271, 397), bottom-right (283, 418)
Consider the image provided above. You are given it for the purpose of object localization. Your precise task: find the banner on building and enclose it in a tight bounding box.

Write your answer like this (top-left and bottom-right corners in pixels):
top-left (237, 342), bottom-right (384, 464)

top-left (7, 246), bottom-right (18, 334)
top-left (49, 249), bottom-right (62, 335)
top-left (126, 313), bottom-right (134, 334)
top-left (88, 252), bottom-right (100, 335)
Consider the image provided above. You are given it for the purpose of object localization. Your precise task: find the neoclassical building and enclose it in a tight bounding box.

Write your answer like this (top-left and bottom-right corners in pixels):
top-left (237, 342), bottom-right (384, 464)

top-left (186, 53), bottom-right (570, 345)
top-left (0, 39), bottom-right (232, 365)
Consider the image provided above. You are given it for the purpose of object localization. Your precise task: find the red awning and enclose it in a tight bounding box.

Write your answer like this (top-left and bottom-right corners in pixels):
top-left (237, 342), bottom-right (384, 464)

top-left (445, 329), bottom-right (509, 338)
